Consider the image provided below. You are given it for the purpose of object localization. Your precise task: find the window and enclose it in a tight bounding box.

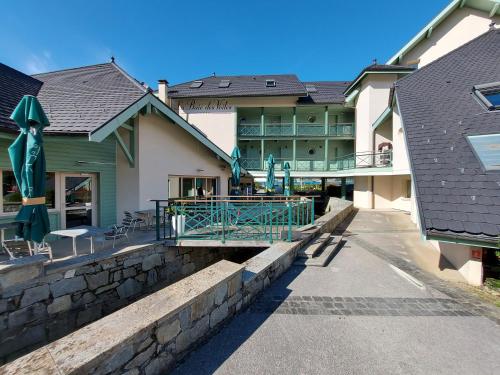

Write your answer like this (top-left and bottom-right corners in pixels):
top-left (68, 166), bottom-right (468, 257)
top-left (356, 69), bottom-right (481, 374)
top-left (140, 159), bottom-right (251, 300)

top-left (467, 134), bottom-right (500, 171)
top-left (305, 84), bottom-right (317, 93)
top-left (218, 80), bottom-right (231, 88)
top-left (190, 80), bottom-right (203, 89)
top-left (265, 79), bottom-right (276, 87)
top-left (473, 82), bottom-right (500, 110)
top-left (1, 171), bottom-right (55, 213)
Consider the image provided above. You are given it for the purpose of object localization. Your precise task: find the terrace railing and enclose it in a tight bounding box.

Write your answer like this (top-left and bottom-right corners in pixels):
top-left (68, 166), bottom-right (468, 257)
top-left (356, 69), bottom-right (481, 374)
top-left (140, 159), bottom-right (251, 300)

top-left (296, 159), bottom-right (325, 171)
top-left (265, 124), bottom-right (294, 136)
top-left (238, 123), bottom-right (261, 136)
top-left (241, 158), bottom-right (261, 170)
top-left (328, 122), bottom-right (355, 137)
top-left (151, 196), bottom-right (314, 244)
top-left (296, 123), bottom-right (324, 136)
top-left (331, 150), bottom-right (393, 171)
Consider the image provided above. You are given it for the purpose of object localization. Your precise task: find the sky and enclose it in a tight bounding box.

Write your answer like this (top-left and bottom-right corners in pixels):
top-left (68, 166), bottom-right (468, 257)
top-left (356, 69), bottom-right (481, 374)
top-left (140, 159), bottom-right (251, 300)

top-left (0, 0), bottom-right (451, 87)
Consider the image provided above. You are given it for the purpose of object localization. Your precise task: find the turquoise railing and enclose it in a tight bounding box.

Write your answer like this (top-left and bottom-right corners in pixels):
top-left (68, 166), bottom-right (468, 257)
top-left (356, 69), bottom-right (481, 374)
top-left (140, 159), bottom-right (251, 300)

top-left (156, 196), bottom-right (314, 244)
top-left (296, 159), bottom-right (325, 171)
top-left (241, 158), bottom-right (261, 170)
top-left (238, 124), bottom-right (261, 136)
top-left (328, 123), bottom-right (355, 137)
top-left (265, 124), bottom-right (293, 136)
top-left (296, 123), bottom-right (324, 136)
top-left (238, 122), bottom-right (355, 137)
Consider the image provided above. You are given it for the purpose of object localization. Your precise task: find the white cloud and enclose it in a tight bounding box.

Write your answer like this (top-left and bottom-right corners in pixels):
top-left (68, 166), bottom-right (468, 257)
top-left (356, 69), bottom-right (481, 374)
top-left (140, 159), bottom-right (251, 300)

top-left (24, 50), bottom-right (53, 74)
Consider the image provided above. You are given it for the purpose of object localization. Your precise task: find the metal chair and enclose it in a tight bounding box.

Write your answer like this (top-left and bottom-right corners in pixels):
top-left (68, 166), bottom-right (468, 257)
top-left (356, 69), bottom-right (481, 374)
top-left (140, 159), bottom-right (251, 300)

top-left (104, 224), bottom-right (130, 248)
top-left (32, 241), bottom-right (53, 261)
top-left (2, 239), bottom-right (33, 259)
top-left (124, 211), bottom-right (146, 231)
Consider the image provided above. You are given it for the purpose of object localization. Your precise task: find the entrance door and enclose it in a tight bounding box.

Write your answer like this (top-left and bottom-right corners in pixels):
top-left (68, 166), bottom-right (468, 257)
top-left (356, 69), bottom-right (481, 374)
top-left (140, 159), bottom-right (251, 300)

top-left (62, 174), bottom-right (97, 228)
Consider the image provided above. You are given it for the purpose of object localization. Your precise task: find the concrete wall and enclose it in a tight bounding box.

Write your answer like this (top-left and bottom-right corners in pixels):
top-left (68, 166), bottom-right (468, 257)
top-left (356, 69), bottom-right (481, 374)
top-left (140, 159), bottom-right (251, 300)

top-left (116, 113), bottom-right (231, 220)
top-left (400, 7), bottom-right (500, 68)
top-left (354, 175), bottom-right (411, 211)
top-left (391, 104), bottom-right (411, 174)
top-left (354, 176), bottom-right (373, 209)
top-left (431, 241), bottom-right (483, 286)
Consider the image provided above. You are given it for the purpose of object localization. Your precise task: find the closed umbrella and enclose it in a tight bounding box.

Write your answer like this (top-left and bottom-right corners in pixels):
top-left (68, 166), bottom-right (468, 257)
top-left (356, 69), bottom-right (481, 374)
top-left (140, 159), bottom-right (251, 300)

top-left (283, 162), bottom-right (291, 196)
top-left (8, 95), bottom-right (51, 243)
top-left (265, 154), bottom-right (275, 192)
top-left (230, 146), bottom-right (241, 189)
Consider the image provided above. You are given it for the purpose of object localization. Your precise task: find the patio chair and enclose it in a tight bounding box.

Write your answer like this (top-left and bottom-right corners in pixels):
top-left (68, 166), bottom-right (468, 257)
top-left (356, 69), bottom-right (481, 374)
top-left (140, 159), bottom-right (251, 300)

top-left (124, 211), bottom-right (145, 231)
top-left (32, 241), bottom-right (53, 262)
top-left (104, 224), bottom-right (130, 248)
top-left (2, 239), bottom-right (32, 259)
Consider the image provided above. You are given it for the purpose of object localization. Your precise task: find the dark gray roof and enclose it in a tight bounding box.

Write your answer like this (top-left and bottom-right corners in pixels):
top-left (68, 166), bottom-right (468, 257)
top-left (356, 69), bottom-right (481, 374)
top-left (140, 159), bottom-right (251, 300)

top-left (298, 81), bottom-right (351, 104)
top-left (396, 29), bottom-right (500, 241)
top-left (0, 63), bottom-right (43, 132)
top-left (344, 64), bottom-right (415, 95)
top-left (169, 74), bottom-right (307, 99)
top-left (32, 63), bottom-right (147, 133)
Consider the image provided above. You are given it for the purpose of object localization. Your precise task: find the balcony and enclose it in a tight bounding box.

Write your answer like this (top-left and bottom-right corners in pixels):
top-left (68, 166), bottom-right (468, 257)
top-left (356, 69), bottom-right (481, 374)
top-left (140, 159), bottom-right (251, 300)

top-left (265, 124), bottom-right (293, 136)
top-left (238, 122), bottom-right (355, 138)
top-left (296, 159), bottom-right (325, 171)
top-left (328, 123), bottom-right (355, 137)
top-left (238, 124), bottom-right (261, 137)
top-left (330, 151), bottom-right (393, 171)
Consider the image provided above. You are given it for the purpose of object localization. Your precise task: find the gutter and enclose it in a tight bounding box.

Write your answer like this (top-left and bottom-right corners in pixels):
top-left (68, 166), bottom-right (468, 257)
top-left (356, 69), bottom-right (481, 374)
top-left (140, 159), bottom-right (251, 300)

top-left (426, 230), bottom-right (500, 249)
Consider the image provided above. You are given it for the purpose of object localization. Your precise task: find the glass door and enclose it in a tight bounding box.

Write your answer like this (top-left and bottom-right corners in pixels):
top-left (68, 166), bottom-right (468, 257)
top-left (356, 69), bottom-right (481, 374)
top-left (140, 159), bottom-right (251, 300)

top-left (62, 174), bottom-right (97, 228)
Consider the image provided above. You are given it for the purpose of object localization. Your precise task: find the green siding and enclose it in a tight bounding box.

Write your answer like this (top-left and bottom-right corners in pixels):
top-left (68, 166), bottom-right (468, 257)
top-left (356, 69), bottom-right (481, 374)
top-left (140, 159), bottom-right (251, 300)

top-left (0, 135), bottom-right (116, 230)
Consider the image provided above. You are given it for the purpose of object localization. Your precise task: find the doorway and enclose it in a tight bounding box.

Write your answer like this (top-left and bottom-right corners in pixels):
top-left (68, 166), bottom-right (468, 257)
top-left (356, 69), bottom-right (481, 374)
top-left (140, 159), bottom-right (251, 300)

top-left (61, 174), bottom-right (97, 228)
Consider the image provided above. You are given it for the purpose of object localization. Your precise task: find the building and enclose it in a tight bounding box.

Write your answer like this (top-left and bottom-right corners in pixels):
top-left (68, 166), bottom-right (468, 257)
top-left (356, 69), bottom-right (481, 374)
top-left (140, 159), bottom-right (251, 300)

top-left (168, 75), bottom-right (356, 196)
top-left (0, 61), bottom-right (232, 230)
top-left (395, 29), bottom-right (500, 285)
top-left (163, 0), bottom-right (500, 284)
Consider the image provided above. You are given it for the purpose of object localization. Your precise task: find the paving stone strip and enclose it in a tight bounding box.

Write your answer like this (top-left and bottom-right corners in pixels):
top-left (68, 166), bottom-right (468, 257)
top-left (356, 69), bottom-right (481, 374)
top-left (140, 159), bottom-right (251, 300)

top-left (249, 296), bottom-right (482, 317)
top-left (338, 232), bottom-right (500, 325)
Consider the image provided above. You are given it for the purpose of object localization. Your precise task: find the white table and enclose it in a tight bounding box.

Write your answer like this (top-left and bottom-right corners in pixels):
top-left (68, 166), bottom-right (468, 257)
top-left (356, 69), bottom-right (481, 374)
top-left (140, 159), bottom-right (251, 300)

top-left (51, 226), bottom-right (109, 256)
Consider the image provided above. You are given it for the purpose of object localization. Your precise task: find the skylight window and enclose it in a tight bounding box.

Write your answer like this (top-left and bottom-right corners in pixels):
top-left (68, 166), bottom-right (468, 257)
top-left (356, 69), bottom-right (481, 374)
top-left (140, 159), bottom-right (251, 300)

top-left (467, 134), bottom-right (500, 171)
top-left (473, 82), bottom-right (500, 110)
top-left (190, 80), bottom-right (203, 89)
top-left (266, 79), bottom-right (276, 87)
top-left (306, 84), bottom-right (317, 93)
top-left (219, 79), bottom-right (231, 88)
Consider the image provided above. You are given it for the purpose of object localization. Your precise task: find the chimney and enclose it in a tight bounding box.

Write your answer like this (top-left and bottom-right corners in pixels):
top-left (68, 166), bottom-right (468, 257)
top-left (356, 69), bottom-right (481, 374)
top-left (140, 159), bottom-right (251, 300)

top-left (158, 79), bottom-right (169, 104)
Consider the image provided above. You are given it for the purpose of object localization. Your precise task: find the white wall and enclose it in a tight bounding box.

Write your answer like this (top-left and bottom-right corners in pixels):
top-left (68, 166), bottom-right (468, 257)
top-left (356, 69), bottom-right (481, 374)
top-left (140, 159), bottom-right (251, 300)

top-left (355, 74), bottom-right (397, 153)
top-left (431, 241), bottom-right (484, 286)
top-left (401, 7), bottom-right (500, 67)
top-left (353, 176), bottom-right (373, 209)
top-left (391, 104), bottom-right (411, 174)
top-left (116, 113), bottom-right (231, 221)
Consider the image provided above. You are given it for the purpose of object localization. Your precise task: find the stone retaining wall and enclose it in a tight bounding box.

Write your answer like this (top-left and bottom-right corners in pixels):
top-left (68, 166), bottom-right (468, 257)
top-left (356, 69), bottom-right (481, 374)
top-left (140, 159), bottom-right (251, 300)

top-left (0, 242), bottom-right (263, 363)
top-left (317, 197), bottom-right (353, 234)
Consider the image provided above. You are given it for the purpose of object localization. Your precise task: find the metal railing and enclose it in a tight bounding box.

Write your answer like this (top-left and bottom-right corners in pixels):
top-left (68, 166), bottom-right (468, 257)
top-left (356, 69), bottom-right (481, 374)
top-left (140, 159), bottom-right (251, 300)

top-left (238, 124), bottom-right (261, 136)
top-left (152, 196), bottom-right (314, 244)
top-left (241, 158), bottom-right (261, 170)
top-left (328, 123), bottom-right (355, 137)
top-left (265, 124), bottom-right (293, 136)
top-left (331, 150), bottom-right (393, 170)
top-left (296, 123), bottom-right (324, 136)
top-left (296, 159), bottom-right (325, 171)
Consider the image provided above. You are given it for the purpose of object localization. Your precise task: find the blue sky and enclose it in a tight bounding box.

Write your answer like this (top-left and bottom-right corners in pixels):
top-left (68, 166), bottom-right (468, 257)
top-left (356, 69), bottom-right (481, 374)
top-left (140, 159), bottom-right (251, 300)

top-left (0, 0), bottom-right (450, 86)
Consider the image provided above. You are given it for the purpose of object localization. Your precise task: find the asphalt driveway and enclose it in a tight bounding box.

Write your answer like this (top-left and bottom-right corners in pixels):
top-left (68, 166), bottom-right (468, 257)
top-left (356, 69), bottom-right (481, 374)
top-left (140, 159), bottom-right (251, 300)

top-left (172, 210), bottom-right (500, 375)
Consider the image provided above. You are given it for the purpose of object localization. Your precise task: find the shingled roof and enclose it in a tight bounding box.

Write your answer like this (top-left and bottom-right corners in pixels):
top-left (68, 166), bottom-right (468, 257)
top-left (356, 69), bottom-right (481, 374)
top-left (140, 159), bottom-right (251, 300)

top-left (0, 63), bottom-right (43, 132)
top-left (168, 74), bottom-right (307, 99)
top-left (395, 28), bottom-right (500, 243)
top-left (298, 81), bottom-right (350, 104)
top-left (32, 63), bottom-right (147, 134)
top-left (344, 64), bottom-right (415, 95)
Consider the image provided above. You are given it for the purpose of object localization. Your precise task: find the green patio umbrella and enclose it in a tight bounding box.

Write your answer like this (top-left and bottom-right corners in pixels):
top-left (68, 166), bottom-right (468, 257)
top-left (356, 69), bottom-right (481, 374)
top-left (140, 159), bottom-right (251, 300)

top-left (265, 154), bottom-right (275, 192)
top-left (8, 95), bottom-right (51, 243)
top-left (230, 146), bottom-right (241, 188)
top-left (283, 162), bottom-right (291, 196)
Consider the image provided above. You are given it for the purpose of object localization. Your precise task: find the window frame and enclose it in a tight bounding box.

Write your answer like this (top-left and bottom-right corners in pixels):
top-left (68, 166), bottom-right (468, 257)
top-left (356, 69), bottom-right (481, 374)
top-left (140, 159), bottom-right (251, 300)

top-left (473, 82), bottom-right (500, 111)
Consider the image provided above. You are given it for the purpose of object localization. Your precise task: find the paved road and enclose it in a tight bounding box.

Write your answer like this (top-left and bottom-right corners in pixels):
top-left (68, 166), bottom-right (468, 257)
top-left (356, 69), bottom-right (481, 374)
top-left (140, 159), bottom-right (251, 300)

top-left (172, 210), bottom-right (500, 375)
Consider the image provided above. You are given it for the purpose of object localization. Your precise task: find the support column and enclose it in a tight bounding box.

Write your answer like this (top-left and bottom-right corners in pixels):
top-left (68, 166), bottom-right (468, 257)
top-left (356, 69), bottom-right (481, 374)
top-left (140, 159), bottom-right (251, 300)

top-left (324, 139), bottom-right (329, 171)
top-left (261, 139), bottom-right (265, 170)
top-left (324, 106), bottom-right (329, 136)
top-left (292, 139), bottom-right (297, 171)
top-left (341, 177), bottom-right (347, 199)
top-left (260, 107), bottom-right (265, 136)
top-left (321, 178), bottom-right (326, 193)
top-left (293, 107), bottom-right (297, 136)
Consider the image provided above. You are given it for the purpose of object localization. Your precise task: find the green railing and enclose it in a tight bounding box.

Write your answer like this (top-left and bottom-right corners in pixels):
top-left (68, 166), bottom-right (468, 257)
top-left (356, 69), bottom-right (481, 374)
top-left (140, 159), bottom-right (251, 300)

top-left (152, 196), bottom-right (314, 244)
top-left (296, 159), bottom-right (325, 171)
top-left (238, 124), bottom-right (261, 136)
top-left (296, 123), bottom-right (324, 136)
top-left (328, 123), bottom-right (355, 137)
top-left (241, 158), bottom-right (261, 170)
top-left (265, 124), bottom-right (293, 136)
top-left (238, 122), bottom-right (355, 138)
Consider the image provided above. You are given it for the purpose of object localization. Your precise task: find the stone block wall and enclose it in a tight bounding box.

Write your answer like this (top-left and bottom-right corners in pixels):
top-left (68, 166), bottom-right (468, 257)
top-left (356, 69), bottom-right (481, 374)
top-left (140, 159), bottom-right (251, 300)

top-left (0, 243), bottom-right (260, 363)
top-left (1, 260), bottom-right (245, 375)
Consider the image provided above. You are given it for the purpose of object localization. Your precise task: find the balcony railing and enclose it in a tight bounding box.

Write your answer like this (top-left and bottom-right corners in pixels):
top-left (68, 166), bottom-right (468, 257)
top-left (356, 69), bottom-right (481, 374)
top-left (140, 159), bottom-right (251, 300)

top-left (331, 151), bottom-right (393, 170)
top-left (238, 122), bottom-right (355, 138)
top-left (238, 123), bottom-right (261, 136)
top-left (265, 124), bottom-right (293, 136)
top-left (241, 158), bottom-right (261, 170)
top-left (328, 123), bottom-right (355, 137)
top-left (296, 159), bottom-right (325, 171)
top-left (296, 123), bottom-right (324, 136)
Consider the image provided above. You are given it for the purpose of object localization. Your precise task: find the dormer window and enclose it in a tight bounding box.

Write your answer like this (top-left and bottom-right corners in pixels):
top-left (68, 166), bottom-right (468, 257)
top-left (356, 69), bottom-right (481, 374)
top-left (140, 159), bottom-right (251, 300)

top-left (467, 134), bottom-right (500, 171)
top-left (305, 84), bottom-right (317, 93)
top-left (266, 79), bottom-right (276, 87)
top-left (219, 79), bottom-right (231, 88)
top-left (473, 82), bottom-right (500, 110)
top-left (190, 80), bottom-right (203, 89)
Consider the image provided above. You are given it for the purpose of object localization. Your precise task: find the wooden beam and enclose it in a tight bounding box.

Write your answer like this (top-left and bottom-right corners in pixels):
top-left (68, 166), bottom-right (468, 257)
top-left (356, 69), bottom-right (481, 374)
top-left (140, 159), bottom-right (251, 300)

top-left (114, 129), bottom-right (134, 167)
top-left (426, 26), bottom-right (433, 39)
top-left (490, 3), bottom-right (499, 17)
